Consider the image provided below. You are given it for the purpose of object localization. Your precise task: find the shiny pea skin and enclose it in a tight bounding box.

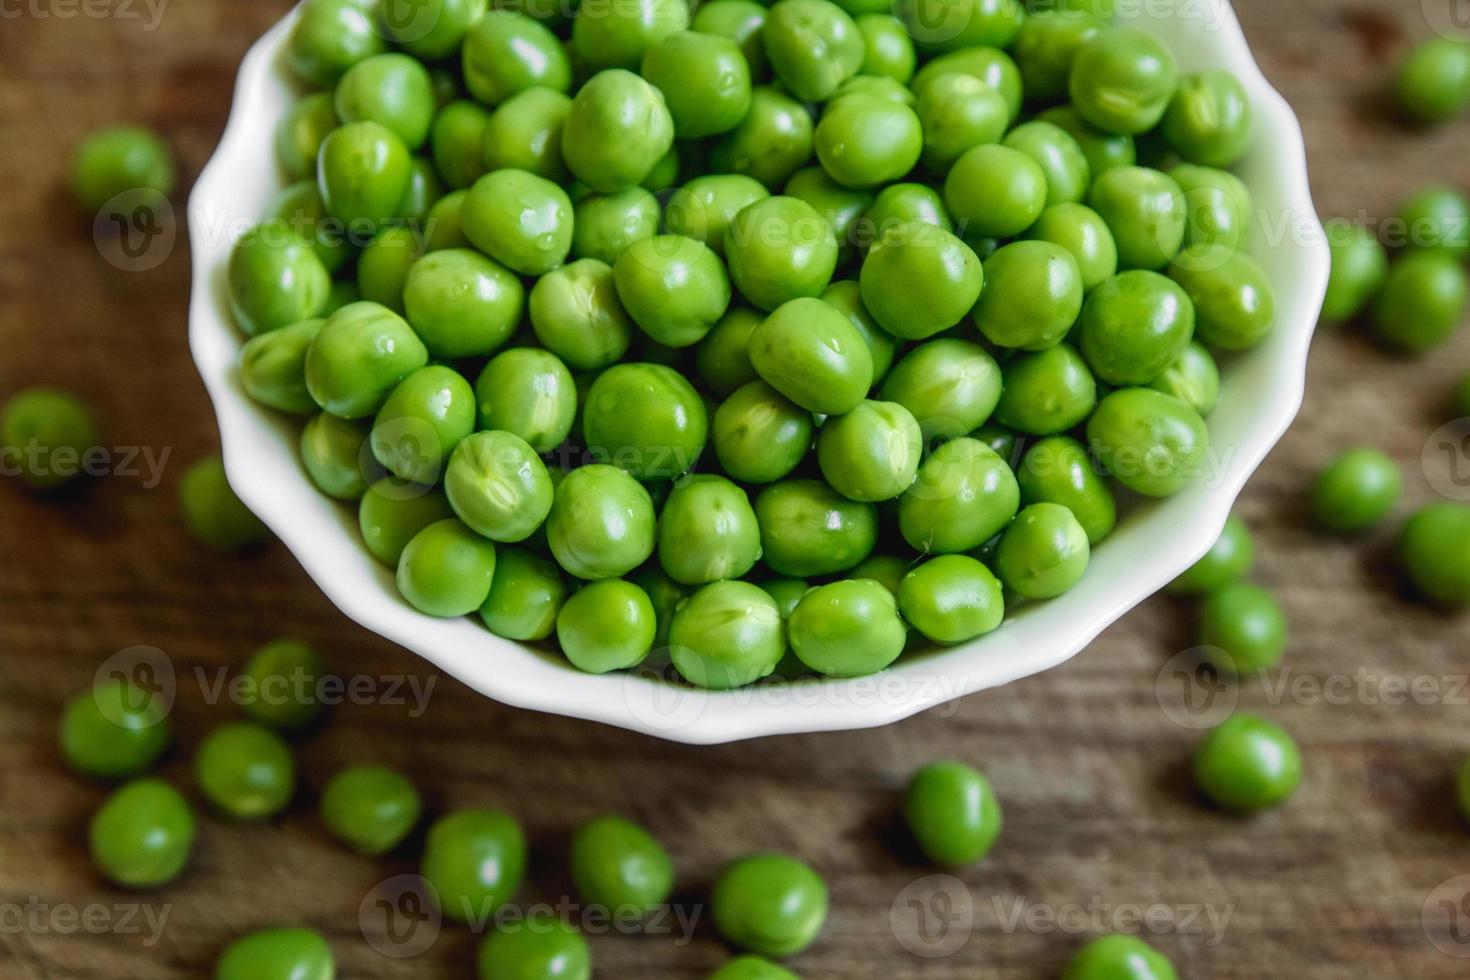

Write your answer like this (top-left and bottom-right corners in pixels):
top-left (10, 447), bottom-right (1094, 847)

top-left (899, 437), bottom-right (1019, 554)
top-left (397, 518), bottom-right (499, 616)
top-left (816, 399), bottom-right (922, 502)
top-left (582, 362), bottom-right (708, 480)
top-left (880, 339), bottom-right (1001, 444)
top-left (239, 638), bottom-right (326, 731)
top-left (1012, 9), bottom-right (1104, 101)
top-left (334, 53), bottom-right (435, 150)
top-left (60, 679), bottom-right (171, 781)
top-left (972, 240), bottom-right (1084, 350)
top-left (629, 564), bottom-right (689, 647)
top-left (286, 0), bottom-right (385, 87)
top-left (573, 0), bottom-right (689, 73)
top-left (696, 307), bottom-right (765, 396)
top-left (569, 814), bottom-right (674, 915)
top-left (421, 809), bottom-right (527, 924)
top-left (1193, 714), bottom-right (1302, 812)
top-left (711, 381), bottom-right (814, 483)
top-left (913, 72), bottom-right (1009, 175)
top-left (1078, 270), bottom-right (1194, 385)
top-left (371, 366), bottom-right (476, 486)
top-left (572, 187), bottom-right (662, 265)
top-left (1395, 37), bottom-right (1470, 123)
top-left (89, 779), bottom-right (195, 888)
top-left (382, 0), bottom-right (486, 60)
top-left (904, 761), bottom-right (1002, 866)
top-left (301, 413), bottom-right (370, 500)
top-left (228, 219), bottom-right (331, 337)
top-left (1089, 166), bottom-right (1186, 271)
top-left (1025, 203), bottom-right (1119, 293)
top-left (1400, 503), bottom-right (1470, 605)
top-left (762, 0), bottom-right (863, 101)
top-left (563, 69), bottom-right (675, 193)
top-left (462, 168), bottom-right (573, 276)
top-left (1199, 582), bottom-right (1286, 674)
top-left (557, 578), bottom-right (657, 673)
top-left (814, 95), bottom-right (922, 189)
top-left (480, 547), bottom-right (567, 641)
top-left (857, 13), bottom-right (915, 82)
top-left (216, 928), bottom-right (333, 980)
top-left (860, 182), bottom-right (951, 246)
top-left (463, 10), bottom-right (571, 104)
top-left (658, 475), bottom-right (762, 584)
top-left (749, 297), bottom-right (873, 415)
top-left (821, 279), bottom-right (897, 382)
top-left (994, 344), bottom-right (1097, 436)
top-left (708, 87), bottom-right (814, 190)
top-left (357, 224), bottom-right (422, 312)
top-left (669, 580), bottom-right (787, 688)
top-left (1086, 387), bottom-right (1209, 497)
top-left (724, 196), bottom-right (839, 311)
top-left (1002, 121), bottom-right (1092, 206)
top-left (1169, 245), bottom-right (1276, 351)
top-left (477, 915), bottom-right (591, 980)
top-left (613, 234), bottom-right (732, 347)
top-left (860, 221), bottom-right (984, 340)
top-left (1162, 68), bottom-right (1252, 167)
top-left (1311, 447), bottom-right (1401, 533)
top-left (789, 578), bottom-right (906, 676)
top-left (317, 120), bottom-right (413, 228)
top-left (1017, 436), bottom-right (1116, 545)
top-left (897, 555), bottom-right (1005, 644)
top-left (1037, 104), bottom-right (1136, 176)
top-left (1370, 248), bottom-right (1468, 352)
top-left (712, 854), bottom-right (828, 958)
top-left (852, 554), bottom-right (909, 596)
top-left (194, 722), bottom-right (295, 820)
top-left (709, 956), bottom-right (800, 980)
top-left (239, 318), bottom-right (323, 414)
top-left (358, 479), bottom-right (455, 566)
top-left (666, 175), bottom-right (769, 257)
top-left (755, 479), bottom-right (877, 576)
top-left (943, 144), bottom-right (1048, 239)
top-left (321, 765), bottom-right (421, 855)
top-left (445, 430), bottom-right (554, 542)
top-left (642, 31), bottom-right (752, 138)
top-left (1321, 221), bottom-right (1388, 322)
top-left (403, 248), bottom-right (524, 358)
top-left (1068, 26), bottom-right (1179, 135)
top-left (912, 46), bottom-right (1023, 120)
top-left (530, 260), bottom-right (635, 371)
top-left (1148, 340), bottom-right (1219, 416)
top-left (1166, 513), bottom-right (1253, 595)
top-left (1062, 935), bottom-right (1178, 980)
top-left (691, 0), bottom-right (770, 80)
top-left (276, 93), bottom-right (338, 181)
top-left (474, 348), bottom-right (577, 452)
top-left (483, 88), bottom-right (572, 183)
top-left (305, 301), bottom-right (429, 419)
top-left (546, 464), bottom-right (657, 580)
top-left (431, 100), bottom-right (492, 189)
top-left (994, 502), bottom-right (1091, 599)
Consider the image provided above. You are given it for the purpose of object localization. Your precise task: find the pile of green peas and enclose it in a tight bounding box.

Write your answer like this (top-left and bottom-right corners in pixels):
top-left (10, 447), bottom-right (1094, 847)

top-left (223, 0), bottom-right (1278, 688)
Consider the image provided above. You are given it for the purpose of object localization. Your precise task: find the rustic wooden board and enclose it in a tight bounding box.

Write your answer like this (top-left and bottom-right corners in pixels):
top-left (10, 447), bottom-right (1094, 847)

top-left (3, 1), bottom-right (1470, 976)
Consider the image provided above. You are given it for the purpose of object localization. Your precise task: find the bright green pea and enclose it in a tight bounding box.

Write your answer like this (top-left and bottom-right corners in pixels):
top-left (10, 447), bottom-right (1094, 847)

top-left (71, 124), bottom-right (175, 215)
top-left (179, 456), bottom-right (271, 552)
top-left (1017, 436), bottom-right (1116, 545)
top-left (582, 362), bottom-right (708, 479)
top-left (696, 307), bottom-right (765, 396)
top-left (860, 221), bottom-right (983, 340)
top-left (397, 518), bottom-right (499, 616)
top-left (240, 319), bottom-right (323, 415)
top-left (318, 120), bottom-right (413, 228)
top-left (899, 437), bottom-right (1019, 554)
top-left (477, 915), bottom-right (591, 980)
top-left (370, 366), bottom-right (475, 486)
top-left (529, 259), bottom-right (634, 371)
top-left (1169, 246), bottom-right (1276, 351)
top-left (1037, 105), bottom-right (1136, 177)
top-left (483, 87), bottom-right (572, 183)
top-left (474, 348), bottom-right (577, 453)
top-left (195, 722), bottom-right (295, 820)
top-left (1089, 166), bottom-right (1185, 271)
top-left (1062, 935), bottom-right (1178, 980)
top-left (1162, 68), bottom-right (1251, 168)
top-left (658, 475), bottom-right (762, 584)
top-left (1311, 447), bottom-right (1401, 533)
top-left (1077, 270), bottom-right (1194, 385)
top-left (1148, 341), bottom-right (1219, 417)
top-left (814, 95), bottom-right (922, 189)
top-left (973, 240), bottom-right (1084, 350)
top-left (356, 224), bottom-right (422, 312)
top-left (944, 143), bottom-right (1047, 239)
top-left (669, 580), bottom-right (786, 688)
top-left (758, 578), bottom-right (809, 619)
top-left (994, 343), bottom-right (1096, 435)
top-left (403, 249), bottom-right (523, 359)
top-left (880, 339), bottom-right (1001, 444)
top-left (572, 188), bottom-right (662, 265)
top-left (816, 399), bottom-right (922, 502)
top-left (1086, 387), bottom-right (1208, 497)
top-left (912, 46), bottom-right (1022, 121)
top-left (239, 638), bottom-right (326, 730)
top-left (898, 555), bottom-right (1004, 644)
top-left (820, 279), bottom-right (896, 382)
top-left (334, 53), bottom-right (435, 151)
top-left (762, 0), bottom-right (862, 101)
top-left (462, 168), bottom-right (573, 275)
top-left (749, 297), bottom-right (873, 415)
top-left (712, 381), bottom-right (814, 483)
top-left (1400, 503), bottom-right (1470, 605)
top-left (1005, 120), bottom-right (1093, 208)
top-left (708, 957), bottom-right (799, 980)
top-left (1069, 26), bottom-right (1179, 135)
top-left (666, 175), bottom-right (770, 257)
top-left (904, 761), bottom-right (1002, 865)
top-left (852, 554), bottom-right (910, 596)
top-left (856, 13), bottom-right (915, 81)
top-left (321, 764), bottom-right (421, 855)
top-left (305, 301), bottom-right (429, 419)
top-left (1166, 513), bottom-right (1253, 595)
top-left (546, 464), bottom-right (657, 580)
top-left (755, 479), bottom-right (877, 576)
top-left (463, 10), bottom-right (572, 105)
top-left (358, 479), bottom-right (455, 566)
top-left (1395, 37), bottom-right (1470, 123)
top-left (613, 235), bottom-right (732, 347)
top-left (642, 31), bottom-right (752, 138)
top-left (712, 854), bottom-right (828, 957)
top-left (1371, 248), bottom-right (1468, 351)
top-left (1394, 185), bottom-right (1470, 257)
top-left (901, 0), bottom-right (1022, 52)
top-left (480, 548), bottom-right (567, 641)
top-left (563, 69), bottom-right (676, 193)
top-left (860, 182), bottom-right (951, 247)
top-left (1321, 221), bottom-right (1387, 322)
top-left (557, 578), bottom-right (657, 672)
top-left (573, 0), bottom-right (688, 72)
top-left (708, 87), bottom-right (815, 190)
top-left (422, 809), bottom-right (527, 924)
top-left (569, 813), bottom-right (674, 914)
top-left (215, 928), bottom-right (334, 980)
top-left (276, 93), bottom-right (338, 182)
top-left (725, 196), bottom-right (839, 311)
top-left (1025, 203), bottom-right (1119, 293)
top-left (789, 578), bottom-right (906, 676)
top-left (431, 100), bottom-right (492, 189)
top-left (1199, 582), bottom-right (1286, 674)
top-left (912, 72), bottom-right (1007, 175)
top-left (286, 0), bottom-right (386, 87)
top-left (1194, 714), bottom-right (1302, 811)
top-left (0, 387), bottom-right (101, 491)
top-left (60, 679), bottom-right (170, 781)
top-left (228, 220), bottom-right (332, 337)
top-left (89, 779), bottom-right (194, 888)
top-left (994, 501), bottom-right (1090, 599)
top-left (1013, 9), bottom-right (1104, 101)
top-left (382, 0), bottom-right (486, 59)
top-left (444, 430), bottom-right (553, 543)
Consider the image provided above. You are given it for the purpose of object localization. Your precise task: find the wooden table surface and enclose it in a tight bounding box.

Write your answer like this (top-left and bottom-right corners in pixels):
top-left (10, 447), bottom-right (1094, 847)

top-left (4, 1), bottom-right (1470, 976)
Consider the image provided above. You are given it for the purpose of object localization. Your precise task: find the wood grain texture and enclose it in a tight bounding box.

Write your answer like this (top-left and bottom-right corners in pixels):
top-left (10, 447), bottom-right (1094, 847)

top-left (2, 1), bottom-right (1470, 976)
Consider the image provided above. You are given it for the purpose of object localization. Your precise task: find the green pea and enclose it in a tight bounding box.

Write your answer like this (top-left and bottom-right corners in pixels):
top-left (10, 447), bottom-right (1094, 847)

top-left (1013, 9), bottom-right (1104, 101)
top-left (1311, 448), bottom-right (1401, 534)
top-left (573, 0), bottom-right (688, 72)
top-left (1017, 436), bottom-right (1116, 545)
top-left (1069, 27), bottom-right (1179, 134)
top-left (904, 761), bottom-right (1002, 865)
top-left (1194, 713), bottom-right (1301, 811)
top-left (816, 400), bottom-right (922, 502)
top-left (972, 420), bottom-right (1019, 465)
top-left (749, 297), bottom-right (873, 415)
top-left (317, 120), bottom-right (413, 229)
top-left (658, 475), bottom-right (762, 584)
top-left (897, 555), bottom-right (1004, 644)
top-left (1037, 105), bottom-right (1136, 177)
top-left (725, 196), bottom-right (839, 311)
top-left (0, 387), bottom-right (101, 491)
top-left (1371, 248), bottom-right (1468, 351)
top-left (276, 94), bottom-right (338, 182)
top-left (820, 280), bottom-right (897, 382)
top-left (708, 87), bottom-right (815, 190)
top-left (613, 235), bottom-right (732, 348)
top-left (629, 565), bottom-right (689, 647)
top-left (228, 220), bottom-right (332, 337)
top-left (696, 307), bottom-right (765, 397)
top-left (1086, 388), bottom-right (1208, 497)
top-left (195, 722), bottom-right (295, 820)
top-left (1173, 175), bottom-right (1247, 259)
top-left (239, 319), bottom-right (322, 415)
top-left (901, 0), bottom-right (1022, 52)
top-left (641, 31), bottom-right (752, 139)
top-left (477, 915), bottom-right (591, 980)
top-left (569, 814), bottom-right (673, 915)
top-left (1166, 513), bottom-right (1253, 595)
top-left (1321, 221), bottom-right (1387, 322)
top-left (368, 366), bottom-right (475, 486)
top-left (239, 638), bottom-right (326, 731)
top-left (573, 187), bottom-right (662, 265)
top-left (758, 578), bottom-right (809, 619)
top-left (880, 339), bottom-right (1001, 444)
top-left (444, 430), bottom-right (554, 543)
top-left (944, 144), bottom-right (1047, 239)
top-left (358, 479), bottom-right (455, 566)
top-left (216, 928), bottom-right (333, 980)
top-left (546, 464), bottom-right (657, 580)
top-left (397, 518), bottom-right (499, 616)
top-left (755, 479), bottom-right (877, 576)
top-left (994, 502), bottom-right (1090, 599)
top-left (474, 348), bottom-right (577, 453)
top-left (1077, 270), bottom-right (1194, 384)
top-left (319, 764), bottom-right (421, 855)
top-left (814, 95), bottom-right (922, 189)
top-left (1148, 341), bottom-right (1219, 417)
top-left (856, 13), bottom-right (915, 81)
top-left (911, 46), bottom-right (1022, 121)
top-left (899, 437), bottom-right (1019, 554)
top-left (71, 123), bottom-right (175, 218)
top-left (556, 579), bottom-right (657, 673)
top-left (582, 362), bottom-right (708, 479)
top-left (287, 0), bottom-right (385, 86)
top-left (305, 301), bottom-right (429, 419)
top-left (268, 179), bottom-right (356, 274)
top-left (712, 854), bottom-right (828, 957)
top-left (666, 176), bottom-right (769, 259)
top-left (789, 577), bottom-right (906, 676)
top-left (1198, 582), bottom-right (1286, 674)
top-left (912, 73), bottom-right (1007, 175)
top-left (382, 0), bottom-right (486, 59)
top-left (526, 261), bottom-right (633, 372)
top-left (860, 182), bottom-right (951, 247)
top-left (1089, 166), bottom-right (1185, 271)
top-left (860, 221), bottom-right (983, 341)
top-left (668, 580), bottom-right (786, 688)
top-left (1160, 68), bottom-right (1251, 168)
top-left (1003, 121), bottom-right (1092, 207)
top-left (708, 956), bottom-right (800, 980)
top-left (1400, 503), bottom-right (1470, 605)
top-left (179, 456), bottom-right (270, 552)
top-left (402, 249), bottom-right (523, 358)
top-left (692, 0), bottom-right (769, 78)
top-left (852, 554), bottom-right (910, 596)
top-left (356, 225), bottom-right (421, 312)
top-left (1169, 246), bottom-right (1275, 351)
top-left (462, 168), bottom-right (573, 275)
top-left (973, 240), bottom-right (1084, 350)
top-left (422, 809), bottom-right (527, 924)
top-left (89, 779), bottom-right (194, 888)
top-left (60, 679), bottom-right (170, 781)
top-left (334, 53), bottom-right (434, 152)
top-left (463, 10), bottom-right (571, 105)
top-left (480, 548), bottom-right (567, 641)
top-left (1062, 934), bottom-right (1177, 980)
top-left (994, 344), bottom-right (1096, 435)
top-left (482, 87), bottom-right (572, 183)
top-left (1395, 37), bottom-right (1470, 123)
top-left (431, 100), bottom-right (492, 189)
top-left (563, 69), bottom-right (676, 193)
top-left (762, 0), bottom-right (862, 101)
top-left (712, 381), bottom-right (815, 484)
top-left (1024, 203), bottom-right (1118, 293)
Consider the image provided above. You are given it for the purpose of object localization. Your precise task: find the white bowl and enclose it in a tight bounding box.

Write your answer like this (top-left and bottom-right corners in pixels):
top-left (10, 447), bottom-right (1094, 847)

top-left (189, 0), bottom-right (1328, 744)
